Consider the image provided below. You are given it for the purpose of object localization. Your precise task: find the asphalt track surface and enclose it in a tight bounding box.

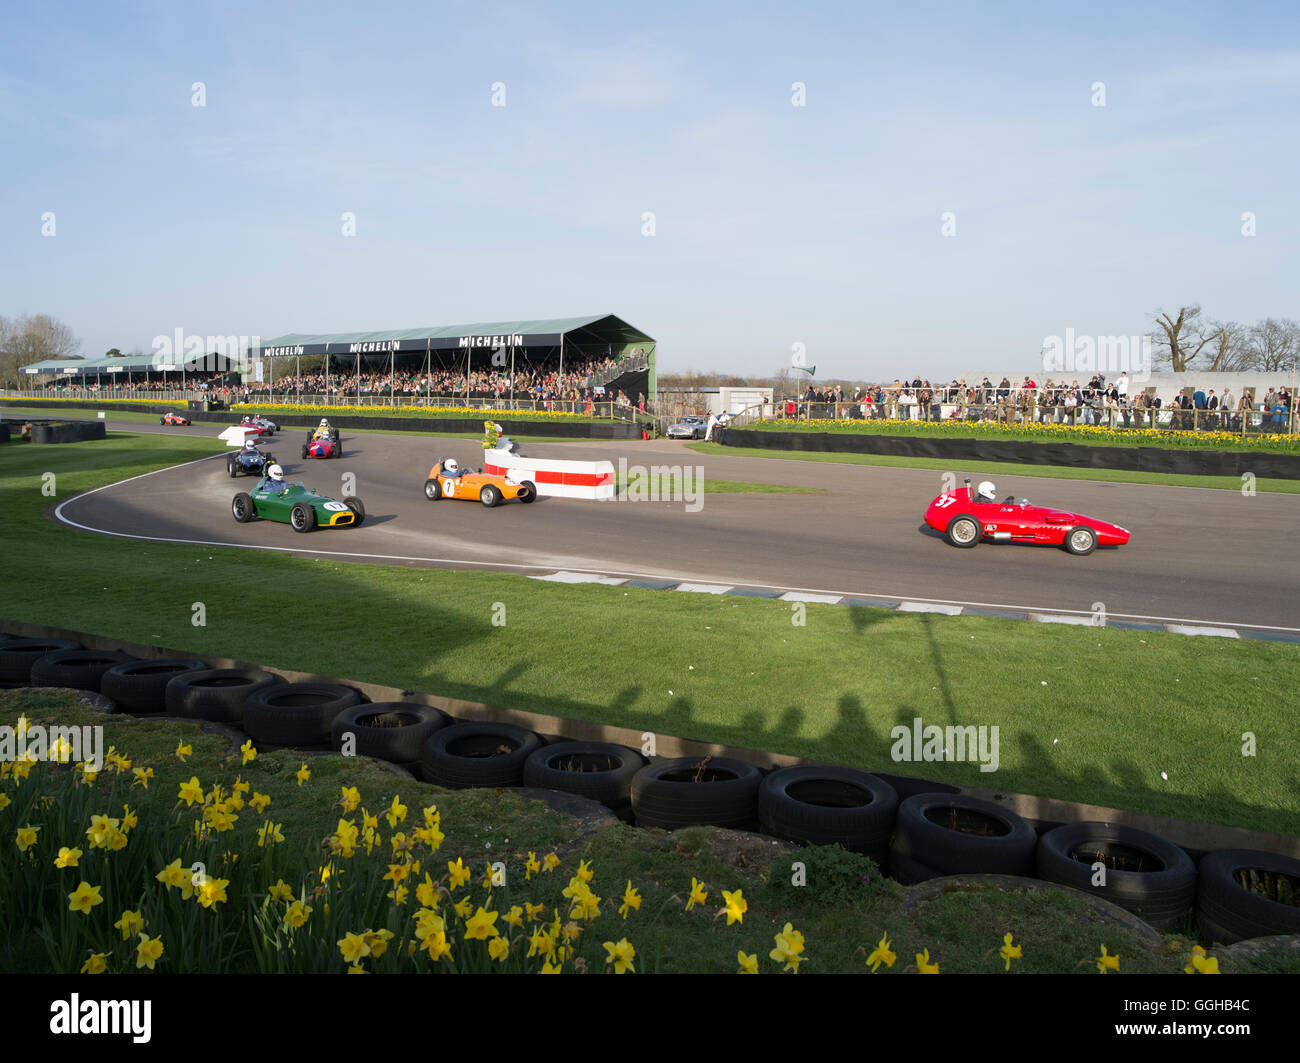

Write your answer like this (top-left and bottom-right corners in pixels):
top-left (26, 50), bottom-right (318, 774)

top-left (51, 417), bottom-right (1300, 632)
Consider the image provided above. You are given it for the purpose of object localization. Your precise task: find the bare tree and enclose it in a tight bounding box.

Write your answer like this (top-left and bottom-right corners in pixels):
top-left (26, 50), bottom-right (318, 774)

top-left (1244, 317), bottom-right (1300, 372)
top-left (1150, 305), bottom-right (1218, 372)
top-left (1202, 320), bottom-right (1253, 372)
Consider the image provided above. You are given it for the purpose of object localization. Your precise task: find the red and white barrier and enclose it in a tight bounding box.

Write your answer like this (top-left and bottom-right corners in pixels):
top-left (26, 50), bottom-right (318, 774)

top-left (483, 453), bottom-right (614, 500)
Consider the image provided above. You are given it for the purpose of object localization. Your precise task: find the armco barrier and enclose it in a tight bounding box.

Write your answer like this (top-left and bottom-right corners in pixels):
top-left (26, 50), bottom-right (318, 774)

top-left (483, 452), bottom-right (615, 499)
top-left (717, 427), bottom-right (1300, 479)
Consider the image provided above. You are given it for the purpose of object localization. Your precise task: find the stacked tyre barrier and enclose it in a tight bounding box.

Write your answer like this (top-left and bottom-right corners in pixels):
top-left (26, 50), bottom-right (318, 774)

top-left (4, 639), bottom-right (1297, 946)
top-left (30, 421), bottom-right (106, 444)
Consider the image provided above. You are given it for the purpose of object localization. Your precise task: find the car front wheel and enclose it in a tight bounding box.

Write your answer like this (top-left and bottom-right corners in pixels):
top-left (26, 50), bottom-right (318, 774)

top-left (1065, 525), bottom-right (1097, 556)
top-left (480, 484), bottom-right (501, 508)
top-left (945, 515), bottom-right (981, 548)
top-left (424, 478), bottom-right (441, 500)
top-left (290, 503), bottom-right (316, 533)
top-left (232, 493), bottom-right (254, 523)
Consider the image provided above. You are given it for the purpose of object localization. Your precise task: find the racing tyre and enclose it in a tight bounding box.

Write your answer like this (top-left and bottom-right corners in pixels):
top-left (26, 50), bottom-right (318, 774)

top-left (1036, 822), bottom-right (1196, 929)
top-left (944, 515), bottom-right (981, 548)
top-left (0, 638), bottom-right (83, 684)
top-left (166, 668), bottom-right (284, 723)
top-left (344, 497), bottom-right (365, 525)
top-left (480, 484), bottom-right (501, 508)
top-left (630, 757), bottom-right (762, 831)
top-left (519, 480), bottom-right (537, 503)
top-left (424, 478), bottom-right (442, 501)
top-left (523, 741), bottom-right (648, 809)
top-left (160, 418), bottom-right (166, 424)
top-left (758, 765), bottom-right (898, 861)
top-left (290, 503), bottom-right (316, 533)
top-left (420, 722), bottom-right (542, 789)
top-left (334, 441), bottom-right (343, 458)
top-left (1195, 849), bottom-right (1300, 944)
top-left (227, 459), bottom-right (238, 478)
top-left (244, 682), bottom-right (365, 747)
top-left (101, 658), bottom-right (209, 715)
top-left (887, 849), bottom-right (944, 885)
top-left (331, 702), bottom-right (451, 764)
top-left (232, 493), bottom-right (255, 523)
top-left (1064, 525), bottom-right (1097, 556)
top-left (301, 444), bottom-right (310, 459)
top-left (30, 649), bottom-right (135, 693)
top-left (889, 794), bottom-right (1036, 877)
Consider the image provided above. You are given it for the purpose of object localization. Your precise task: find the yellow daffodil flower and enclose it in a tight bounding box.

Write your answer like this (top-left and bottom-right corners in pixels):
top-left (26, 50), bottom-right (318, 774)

top-left (525, 852), bottom-right (541, 880)
top-left (866, 932), bottom-right (897, 973)
top-left (175, 742), bottom-right (192, 762)
top-left (603, 938), bottom-right (636, 974)
top-left (339, 786), bottom-right (360, 813)
top-left (136, 933), bottom-right (164, 970)
top-left (250, 792), bottom-right (271, 814)
top-left (80, 952), bottom-right (108, 974)
top-left (720, 889), bottom-right (746, 926)
top-left (284, 898), bottom-right (313, 928)
top-left (16, 825), bottom-right (40, 852)
top-left (295, 763), bottom-right (310, 786)
top-left (488, 936), bottom-right (510, 962)
top-left (337, 932), bottom-right (371, 964)
top-left (916, 948), bottom-right (940, 974)
top-left (447, 857), bottom-right (470, 890)
top-left (1097, 944), bottom-right (1120, 974)
top-left (1000, 933), bottom-right (1022, 972)
top-left (541, 853), bottom-right (560, 873)
top-left (196, 876), bottom-right (229, 909)
top-left (54, 846), bottom-right (82, 869)
top-left (240, 740), bottom-right (257, 765)
top-left (1184, 945), bottom-right (1219, 974)
top-left (68, 881), bottom-right (104, 914)
top-left (177, 777), bottom-right (203, 808)
top-left (685, 877), bottom-right (708, 912)
top-left (737, 951), bottom-right (758, 975)
top-left (619, 881), bottom-right (642, 919)
top-left (385, 794), bottom-right (407, 827)
top-left (114, 909), bottom-right (145, 939)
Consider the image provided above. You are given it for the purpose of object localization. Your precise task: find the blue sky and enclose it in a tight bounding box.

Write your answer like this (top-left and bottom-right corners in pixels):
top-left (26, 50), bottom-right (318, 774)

top-left (2, 0), bottom-right (1297, 379)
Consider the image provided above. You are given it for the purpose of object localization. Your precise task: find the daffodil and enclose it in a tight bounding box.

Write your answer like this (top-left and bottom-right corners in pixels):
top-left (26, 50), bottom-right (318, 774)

top-left (866, 932), bottom-right (897, 972)
top-left (16, 824), bottom-right (40, 852)
top-left (1096, 944), bottom-right (1120, 974)
top-left (257, 821), bottom-right (284, 847)
top-left (737, 951), bottom-right (758, 974)
top-left (175, 741), bottom-right (192, 762)
top-left (339, 786), bottom-right (360, 813)
top-left (618, 882), bottom-right (642, 919)
top-left (136, 933), bottom-right (164, 971)
top-left (250, 792), bottom-right (271, 814)
top-left (68, 881), bottom-right (104, 914)
top-left (541, 853), bottom-right (560, 873)
top-left (121, 805), bottom-right (138, 831)
top-left (337, 932), bottom-right (371, 964)
top-left (1000, 933), bottom-right (1022, 972)
top-left (114, 909), bottom-right (145, 940)
top-left (488, 936), bottom-right (510, 962)
top-left (916, 948), bottom-right (940, 974)
top-left (719, 888), bottom-right (746, 926)
top-left (285, 898), bottom-right (313, 928)
top-left (240, 740), bottom-right (257, 765)
top-left (602, 938), bottom-right (636, 974)
top-left (1184, 945), bottom-right (1219, 975)
top-left (54, 846), bottom-right (82, 869)
top-left (504, 905), bottom-right (524, 929)
top-left (80, 952), bottom-right (108, 974)
top-left (525, 851), bottom-right (541, 879)
top-left (769, 923), bottom-right (805, 973)
top-left (363, 929), bottom-right (394, 959)
top-left (575, 858), bottom-right (594, 883)
top-left (525, 902), bottom-right (547, 923)
top-left (177, 776), bottom-right (204, 807)
top-left (269, 879), bottom-right (295, 903)
top-left (196, 876), bottom-right (229, 909)
top-left (415, 872), bottom-right (440, 909)
top-left (385, 794), bottom-right (407, 827)
top-left (131, 766), bottom-right (153, 790)
top-left (454, 897), bottom-right (473, 920)
top-left (447, 857), bottom-right (471, 890)
top-left (295, 763), bottom-right (311, 786)
top-left (684, 877), bottom-right (708, 912)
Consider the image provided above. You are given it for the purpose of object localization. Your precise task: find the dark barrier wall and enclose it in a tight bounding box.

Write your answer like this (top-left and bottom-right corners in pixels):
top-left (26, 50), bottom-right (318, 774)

top-left (717, 428), bottom-right (1300, 479)
top-left (0, 423), bottom-right (9, 443)
top-left (0, 400), bottom-right (638, 440)
top-left (30, 421), bottom-right (108, 444)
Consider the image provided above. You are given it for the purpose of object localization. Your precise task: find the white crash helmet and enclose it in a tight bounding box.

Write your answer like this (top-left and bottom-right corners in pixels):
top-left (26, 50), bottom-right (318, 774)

top-left (243, 438), bottom-right (257, 449)
top-left (319, 419), bottom-right (329, 427)
top-left (977, 480), bottom-right (996, 500)
top-left (267, 464), bottom-right (284, 480)
top-left (444, 459), bottom-right (459, 474)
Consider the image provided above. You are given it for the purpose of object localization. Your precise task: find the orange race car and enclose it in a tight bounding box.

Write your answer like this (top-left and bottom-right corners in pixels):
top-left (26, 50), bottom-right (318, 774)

top-left (423, 458), bottom-right (537, 507)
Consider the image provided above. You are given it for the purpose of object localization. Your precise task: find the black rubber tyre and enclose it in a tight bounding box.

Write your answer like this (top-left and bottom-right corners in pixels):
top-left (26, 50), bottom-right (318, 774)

top-left (301, 443), bottom-right (309, 459)
top-left (0, 638), bottom-right (83, 684)
top-left (166, 668), bottom-right (284, 723)
top-left (424, 478), bottom-right (441, 501)
top-left (160, 418), bottom-right (166, 424)
top-left (419, 722), bottom-right (542, 789)
top-left (290, 503), bottom-right (315, 533)
top-left (886, 849), bottom-right (943, 885)
top-left (30, 649), bottom-right (136, 693)
top-left (335, 441), bottom-right (343, 458)
top-left (945, 514), bottom-right (981, 548)
top-left (332, 702), bottom-right (451, 764)
top-left (243, 683), bottom-right (364, 747)
top-left (1195, 849), bottom-right (1300, 944)
top-left (227, 458), bottom-right (238, 478)
top-left (101, 658), bottom-right (209, 715)
top-left (758, 765), bottom-right (898, 861)
top-left (523, 741), bottom-right (648, 809)
top-left (1036, 822), bottom-right (1196, 930)
top-left (344, 497), bottom-right (364, 525)
top-left (330, 429), bottom-right (340, 442)
top-left (1064, 525), bottom-right (1098, 556)
top-left (890, 794), bottom-right (1036, 877)
top-left (630, 756), bottom-right (762, 831)
top-left (519, 480), bottom-right (537, 503)
top-left (480, 484), bottom-right (501, 508)
top-left (232, 493), bottom-right (254, 522)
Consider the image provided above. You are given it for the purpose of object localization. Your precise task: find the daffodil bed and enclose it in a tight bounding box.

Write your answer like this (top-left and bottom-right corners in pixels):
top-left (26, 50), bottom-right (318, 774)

top-left (5, 433), bottom-right (1300, 837)
top-left (5, 691), bottom-right (1295, 974)
top-left (750, 417), bottom-right (1300, 452)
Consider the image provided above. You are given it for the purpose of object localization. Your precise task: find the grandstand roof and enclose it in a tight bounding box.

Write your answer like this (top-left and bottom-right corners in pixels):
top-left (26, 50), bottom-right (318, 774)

top-left (253, 314), bottom-right (654, 356)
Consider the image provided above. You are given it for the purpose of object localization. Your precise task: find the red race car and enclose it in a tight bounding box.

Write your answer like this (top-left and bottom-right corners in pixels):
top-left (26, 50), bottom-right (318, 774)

top-left (924, 479), bottom-right (1130, 556)
top-left (160, 411), bottom-right (191, 426)
top-left (302, 431), bottom-right (342, 459)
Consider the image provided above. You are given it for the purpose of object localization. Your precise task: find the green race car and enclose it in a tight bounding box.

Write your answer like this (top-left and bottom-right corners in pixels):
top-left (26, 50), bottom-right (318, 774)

top-left (232, 474), bottom-right (365, 533)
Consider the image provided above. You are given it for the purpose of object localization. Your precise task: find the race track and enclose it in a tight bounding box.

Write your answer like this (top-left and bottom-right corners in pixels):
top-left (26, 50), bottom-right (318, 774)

top-left (53, 418), bottom-right (1300, 632)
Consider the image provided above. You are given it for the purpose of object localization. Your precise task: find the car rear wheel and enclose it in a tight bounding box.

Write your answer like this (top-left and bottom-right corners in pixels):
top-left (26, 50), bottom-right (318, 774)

top-left (227, 459), bottom-right (237, 478)
top-left (290, 503), bottom-right (316, 533)
top-left (232, 493), bottom-right (254, 522)
top-left (945, 514), bottom-right (980, 548)
top-left (480, 484), bottom-right (501, 507)
top-left (301, 444), bottom-right (309, 459)
top-left (424, 478), bottom-right (441, 501)
top-left (335, 441), bottom-right (343, 458)
top-left (519, 479), bottom-right (537, 503)
top-left (1065, 525), bottom-right (1097, 556)
top-left (344, 497), bottom-right (365, 525)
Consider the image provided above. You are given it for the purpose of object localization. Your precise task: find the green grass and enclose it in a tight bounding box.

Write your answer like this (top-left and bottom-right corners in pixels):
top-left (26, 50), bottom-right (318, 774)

top-left (687, 442), bottom-right (1300, 493)
top-left (2, 432), bottom-right (1298, 835)
top-left (6, 691), bottom-right (1293, 974)
top-left (615, 473), bottom-right (820, 496)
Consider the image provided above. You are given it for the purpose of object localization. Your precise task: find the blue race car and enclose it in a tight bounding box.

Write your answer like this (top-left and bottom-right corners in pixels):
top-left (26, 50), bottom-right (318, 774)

top-left (226, 441), bottom-right (277, 478)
